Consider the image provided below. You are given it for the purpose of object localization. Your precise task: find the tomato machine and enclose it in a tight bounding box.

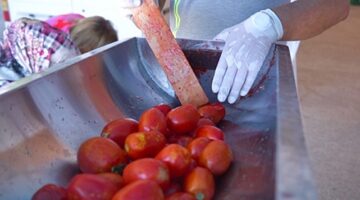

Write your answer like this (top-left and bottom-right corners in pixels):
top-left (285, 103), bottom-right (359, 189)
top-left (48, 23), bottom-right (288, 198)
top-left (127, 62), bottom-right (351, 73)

top-left (0, 38), bottom-right (316, 199)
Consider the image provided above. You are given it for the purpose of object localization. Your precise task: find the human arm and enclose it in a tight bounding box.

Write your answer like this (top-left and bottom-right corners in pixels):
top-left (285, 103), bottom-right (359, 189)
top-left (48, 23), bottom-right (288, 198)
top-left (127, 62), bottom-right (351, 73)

top-left (275, 0), bottom-right (349, 40)
top-left (212, 0), bottom-right (350, 103)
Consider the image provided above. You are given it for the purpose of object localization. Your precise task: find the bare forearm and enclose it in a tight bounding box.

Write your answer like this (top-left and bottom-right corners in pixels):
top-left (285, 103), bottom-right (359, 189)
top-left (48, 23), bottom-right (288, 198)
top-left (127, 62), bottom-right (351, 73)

top-left (273, 0), bottom-right (349, 40)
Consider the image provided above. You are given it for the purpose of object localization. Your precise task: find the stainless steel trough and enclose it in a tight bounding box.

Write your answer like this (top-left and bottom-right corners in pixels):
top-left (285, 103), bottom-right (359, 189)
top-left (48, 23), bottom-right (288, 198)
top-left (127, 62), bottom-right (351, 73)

top-left (0, 38), bottom-right (316, 200)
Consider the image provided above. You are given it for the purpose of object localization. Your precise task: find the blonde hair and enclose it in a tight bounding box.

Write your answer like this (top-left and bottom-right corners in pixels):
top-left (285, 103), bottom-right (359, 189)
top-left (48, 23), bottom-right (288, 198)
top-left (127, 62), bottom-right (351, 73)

top-left (70, 16), bottom-right (118, 53)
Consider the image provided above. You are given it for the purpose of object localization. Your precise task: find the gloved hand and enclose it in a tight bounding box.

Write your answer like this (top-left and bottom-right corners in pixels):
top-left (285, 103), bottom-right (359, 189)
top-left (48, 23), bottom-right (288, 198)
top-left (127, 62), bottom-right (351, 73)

top-left (212, 9), bottom-right (284, 104)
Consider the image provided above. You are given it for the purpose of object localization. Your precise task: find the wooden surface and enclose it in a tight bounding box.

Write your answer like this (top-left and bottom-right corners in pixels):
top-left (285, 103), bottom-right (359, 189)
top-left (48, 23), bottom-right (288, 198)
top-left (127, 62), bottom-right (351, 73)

top-left (132, 0), bottom-right (208, 107)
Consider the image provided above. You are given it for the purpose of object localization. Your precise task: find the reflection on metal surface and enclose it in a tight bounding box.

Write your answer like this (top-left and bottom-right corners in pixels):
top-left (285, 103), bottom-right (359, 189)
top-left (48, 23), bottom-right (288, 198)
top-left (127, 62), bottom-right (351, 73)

top-left (276, 46), bottom-right (317, 200)
top-left (0, 38), bottom-right (315, 200)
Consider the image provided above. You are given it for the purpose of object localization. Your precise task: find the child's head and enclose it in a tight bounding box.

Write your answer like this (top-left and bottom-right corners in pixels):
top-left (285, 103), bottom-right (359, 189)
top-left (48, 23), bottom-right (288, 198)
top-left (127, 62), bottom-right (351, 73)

top-left (70, 16), bottom-right (118, 53)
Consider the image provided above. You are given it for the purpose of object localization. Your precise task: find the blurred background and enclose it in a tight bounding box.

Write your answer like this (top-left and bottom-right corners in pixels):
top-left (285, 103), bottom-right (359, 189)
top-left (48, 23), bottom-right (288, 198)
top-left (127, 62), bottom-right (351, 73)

top-left (297, 5), bottom-right (360, 200)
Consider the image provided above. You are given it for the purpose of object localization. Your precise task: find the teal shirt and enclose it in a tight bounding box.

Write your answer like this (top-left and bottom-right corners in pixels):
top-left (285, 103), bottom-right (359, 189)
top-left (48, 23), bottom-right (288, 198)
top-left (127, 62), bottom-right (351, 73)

top-left (170, 0), bottom-right (289, 40)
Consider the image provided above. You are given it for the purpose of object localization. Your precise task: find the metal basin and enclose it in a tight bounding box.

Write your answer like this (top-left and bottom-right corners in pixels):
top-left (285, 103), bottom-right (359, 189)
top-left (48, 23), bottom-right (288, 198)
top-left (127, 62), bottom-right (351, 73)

top-left (0, 38), bottom-right (316, 200)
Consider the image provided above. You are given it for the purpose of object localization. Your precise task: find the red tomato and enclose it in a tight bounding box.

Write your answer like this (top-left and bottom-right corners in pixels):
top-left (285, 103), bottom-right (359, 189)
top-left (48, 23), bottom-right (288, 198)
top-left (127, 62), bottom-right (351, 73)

top-left (184, 167), bottom-right (215, 200)
top-left (167, 135), bottom-right (193, 147)
top-left (164, 182), bottom-right (182, 197)
top-left (124, 131), bottom-right (166, 159)
top-left (155, 144), bottom-right (192, 178)
top-left (199, 140), bottom-right (233, 176)
top-left (186, 159), bottom-right (198, 175)
top-left (196, 118), bottom-right (215, 128)
top-left (166, 192), bottom-right (195, 200)
top-left (198, 102), bottom-right (225, 124)
top-left (139, 108), bottom-right (167, 135)
top-left (32, 184), bottom-right (67, 200)
top-left (67, 174), bottom-right (122, 200)
top-left (187, 137), bottom-right (211, 160)
top-left (98, 173), bottom-right (124, 189)
top-left (189, 118), bottom-right (215, 137)
top-left (112, 180), bottom-right (164, 200)
top-left (166, 135), bottom-right (178, 144)
top-left (154, 103), bottom-right (172, 115)
top-left (167, 105), bottom-right (200, 135)
top-left (123, 158), bottom-right (170, 190)
top-left (77, 137), bottom-right (127, 173)
top-left (175, 136), bottom-right (193, 147)
top-left (195, 125), bottom-right (224, 140)
top-left (101, 118), bottom-right (138, 148)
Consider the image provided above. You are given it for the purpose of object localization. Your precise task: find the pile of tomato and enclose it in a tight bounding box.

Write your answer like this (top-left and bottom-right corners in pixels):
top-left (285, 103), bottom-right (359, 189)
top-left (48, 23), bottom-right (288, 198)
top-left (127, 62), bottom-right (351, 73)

top-left (32, 103), bottom-right (233, 200)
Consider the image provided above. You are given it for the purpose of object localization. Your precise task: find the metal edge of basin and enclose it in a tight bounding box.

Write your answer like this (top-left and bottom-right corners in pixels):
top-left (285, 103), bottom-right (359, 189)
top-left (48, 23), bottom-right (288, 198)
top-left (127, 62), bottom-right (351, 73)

top-left (0, 38), bottom-right (132, 97)
top-left (0, 37), bottom-right (317, 199)
top-left (276, 45), bottom-right (317, 200)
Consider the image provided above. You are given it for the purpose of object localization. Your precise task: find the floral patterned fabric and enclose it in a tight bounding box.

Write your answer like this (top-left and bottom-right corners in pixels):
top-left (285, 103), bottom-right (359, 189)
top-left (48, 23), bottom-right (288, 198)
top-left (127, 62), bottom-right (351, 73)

top-left (0, 18), bottom-right (80, 87)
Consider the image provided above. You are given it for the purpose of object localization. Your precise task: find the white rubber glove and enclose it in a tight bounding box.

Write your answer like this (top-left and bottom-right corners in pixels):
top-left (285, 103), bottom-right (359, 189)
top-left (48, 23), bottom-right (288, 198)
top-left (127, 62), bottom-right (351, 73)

top-left (212, 9), bottom-right (284, 104)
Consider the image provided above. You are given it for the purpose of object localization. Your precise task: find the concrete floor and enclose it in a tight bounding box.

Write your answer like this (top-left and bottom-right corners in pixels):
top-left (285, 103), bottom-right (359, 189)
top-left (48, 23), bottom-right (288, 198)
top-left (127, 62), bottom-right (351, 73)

top-left (297, 5), bottom-right (360, 200)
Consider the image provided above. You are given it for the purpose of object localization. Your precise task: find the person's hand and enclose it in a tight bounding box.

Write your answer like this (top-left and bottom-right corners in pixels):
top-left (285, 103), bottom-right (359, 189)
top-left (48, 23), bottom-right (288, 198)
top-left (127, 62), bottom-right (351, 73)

top-left (212, 9), bottom-right (284, 104)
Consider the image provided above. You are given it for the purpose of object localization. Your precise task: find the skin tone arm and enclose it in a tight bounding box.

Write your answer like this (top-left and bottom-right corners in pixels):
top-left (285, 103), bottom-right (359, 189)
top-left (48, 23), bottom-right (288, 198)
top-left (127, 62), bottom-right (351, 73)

top-left (273, 0), bottom-right (350, 40)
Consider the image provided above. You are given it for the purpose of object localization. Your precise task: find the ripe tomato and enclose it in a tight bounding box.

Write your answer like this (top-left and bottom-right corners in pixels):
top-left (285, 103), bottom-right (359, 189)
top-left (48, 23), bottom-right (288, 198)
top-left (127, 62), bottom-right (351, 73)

top-left (175, 136), bottom-right (193, 147)
top-left (166, 192), bottom-right (195, 200)
top-left (195, 125), bottom-right (224, 140)
top-left (77, 137), bottom-right (127, 173)
top-left (184, 167), bottom-right (215, 200)
top-left (155, 144), bottom-right (192, 178)
top-left (112, 180), bottom-right (164, 200)
top-left (67, 174), bottom-right (122, 200)
top-left (167, 135), bottom-right (193, 147)
top-left (101, 118), bottom-right (138, 148)
top-left (98, 173), bottom-right (124, 189)
top-left (154, 103), bottom-right (172, 116)
top-left (164, 181), bottom-right (182, 197)
top-left (196, 118), bottom-right (215, 128)
top-left (124, 131), bottom-right (166, 159)
top-left (167, 105), bottom-right (200, 135)
top-left (123, 158), bottom-right (170, 190)
top-left (189, 119), bottom-right (215, 137)
top-left (32, 184), bottom-right (67, 200)
top-left (198, 102), bottom-right (225, 124)
top-left (186, 159), bottom-right (198, 175)
top-left (139, 108), bottom-right (168, 135)
top-left (199, 140), bottom-right (233, 176)
top-left (187, 137), bottom-right (211, 160)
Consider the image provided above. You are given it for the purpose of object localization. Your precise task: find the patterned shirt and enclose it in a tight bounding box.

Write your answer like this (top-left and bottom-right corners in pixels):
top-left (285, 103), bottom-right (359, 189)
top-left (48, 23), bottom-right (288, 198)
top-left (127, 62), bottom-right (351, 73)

top-left (0, 18), bottom-right (80, 87)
